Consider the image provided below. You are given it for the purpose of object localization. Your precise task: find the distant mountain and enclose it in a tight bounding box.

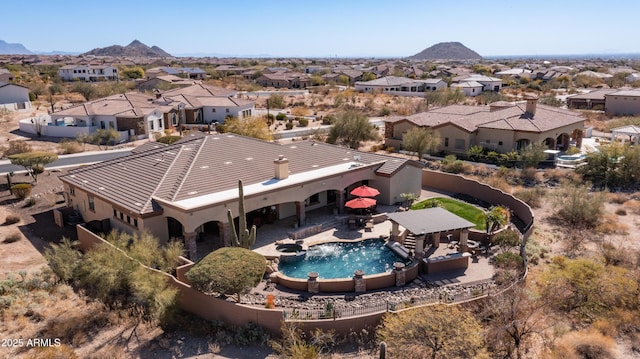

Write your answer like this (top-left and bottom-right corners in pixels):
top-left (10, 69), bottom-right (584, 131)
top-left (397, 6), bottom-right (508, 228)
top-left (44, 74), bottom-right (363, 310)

top-left (0, 40), bottom-right (33, 55)
top-left (409, 42), bottom-right (482, 61)
top-left (82, 40), bottom-right (171, 57)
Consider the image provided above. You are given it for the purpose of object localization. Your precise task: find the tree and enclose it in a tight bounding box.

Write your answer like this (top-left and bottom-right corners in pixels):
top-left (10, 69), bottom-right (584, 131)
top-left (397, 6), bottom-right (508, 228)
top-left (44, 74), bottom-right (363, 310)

top-left (327, 110), bottom-right (378, 149)
top-left (72, 82), bottom-right (97, 101)
top-left (492, 229), bottom-right (521, 253)
top-left (8, 151), bottom-right (58, 182)
top-left (402, 127), bottom-right (440, 160)
top-left (30, 115), bottom-right (48, 137)
top-left (218, 116), bottom-right (272, 141)
top-left (480, 205), bottom-right (510, 239)
top-left (519, 143), bottom-right (546, 168)
top-left (91, 128), bottom-right (121, 150)
top-left (121, 66), bottom-right (144, 79)
top-left (185, 247), bottom-right (265, 302)
top-left (377, 304), bottom-right (486, 359)
top-left (266, 94), bottom-right (285, 109)
top-left (480, 286), bottom-right (551, 359)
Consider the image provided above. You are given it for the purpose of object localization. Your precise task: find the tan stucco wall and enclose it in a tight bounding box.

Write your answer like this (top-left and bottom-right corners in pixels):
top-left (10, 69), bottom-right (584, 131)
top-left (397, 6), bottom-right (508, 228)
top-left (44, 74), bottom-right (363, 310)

top-left (606, 96), bottom-right (640, 116)
top-left (435, 125), bottom-right (473, 153)
top-left (386, 165), bottom-right (423, 205)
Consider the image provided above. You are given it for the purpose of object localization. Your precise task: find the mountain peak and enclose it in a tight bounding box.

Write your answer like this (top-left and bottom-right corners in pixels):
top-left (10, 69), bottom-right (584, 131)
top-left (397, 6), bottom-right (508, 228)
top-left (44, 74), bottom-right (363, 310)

top-left (409, 42), bottom-right (482, 61)
top-left (82, 40), bottom-right (171, 57)
top-left (0, 39), bottom-right (33, 55)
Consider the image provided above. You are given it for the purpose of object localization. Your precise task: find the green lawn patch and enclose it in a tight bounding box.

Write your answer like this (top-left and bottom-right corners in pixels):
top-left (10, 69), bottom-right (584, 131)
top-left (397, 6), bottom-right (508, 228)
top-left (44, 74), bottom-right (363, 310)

top-left (410, 197), bottom-right (486, 230)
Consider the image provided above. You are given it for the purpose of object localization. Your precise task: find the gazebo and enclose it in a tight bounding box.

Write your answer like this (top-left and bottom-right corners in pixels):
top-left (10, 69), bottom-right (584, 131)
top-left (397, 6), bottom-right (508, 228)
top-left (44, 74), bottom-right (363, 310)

top-left (386, 207), bottom-right (476, 255)
top-left (611, 125), bottom-right (640, 145)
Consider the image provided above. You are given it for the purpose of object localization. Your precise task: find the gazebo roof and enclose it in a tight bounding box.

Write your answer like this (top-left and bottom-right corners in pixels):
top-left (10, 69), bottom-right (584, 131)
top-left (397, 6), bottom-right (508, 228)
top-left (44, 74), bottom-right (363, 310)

top-left (611, 125), bottom-right (640, 136)
top-left (386, 207), bottom-right (476, 235)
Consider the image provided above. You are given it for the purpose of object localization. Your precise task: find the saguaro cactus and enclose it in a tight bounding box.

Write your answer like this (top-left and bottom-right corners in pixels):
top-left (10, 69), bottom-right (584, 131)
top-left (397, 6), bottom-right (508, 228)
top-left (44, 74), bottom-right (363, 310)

top-left (228, 180), bottom-right (256, 248)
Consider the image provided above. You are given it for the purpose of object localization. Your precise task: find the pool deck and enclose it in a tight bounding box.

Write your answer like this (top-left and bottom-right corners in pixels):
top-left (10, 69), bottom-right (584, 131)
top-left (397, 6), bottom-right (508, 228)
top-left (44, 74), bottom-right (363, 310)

top-left (252, 200), bottom-right (495, 289)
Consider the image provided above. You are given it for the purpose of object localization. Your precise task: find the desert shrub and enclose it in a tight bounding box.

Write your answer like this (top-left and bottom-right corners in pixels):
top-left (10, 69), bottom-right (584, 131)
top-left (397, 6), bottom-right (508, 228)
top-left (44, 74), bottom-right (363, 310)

top-left (297, 118), bottom-right (309, 127)
top-left (607, 192), bottom-right (628, 204)
top-left (550, 330), bottom-right (618, 359)
top-left (321, 115), bottom-right (335, 125)
top-left (514, 187), bottom-right (546, 208)
top-left (600, 242), bottom-right (635, 268)
top-left (4, 213), bottom-right (20, 225)
top-left (492, 229), bottom-right (521, 253)
top-left (493, 268), bottom-right (518, 286)
top-left (614, 208), bottom-right (627, 215)
top-left (2, 140), bottom-right (32, 157)
top-left (3, 232), bottom-right (22, 243)
top-left (553, 183), bottom-right (605, 228)
top-left (11, 183), bottom-right (32, 199)
top-left (186, 247), bottom-right (265, 302)
top-left (595, 214), bottom-right (629, 234)
top-left (442, 154), bottom-right (467, 173)
top-left (270, 322), bottom-right (333, 358)
top-left (31, 164), bottom-right (45, 176)
top-left (484, 176), bottom-right (511, 192)
top-left (156, 135), bottom-right (182, 145)
top-left (285, 122), bottom-right (294, 130)
top-left (275, 113), bottom-right (287, 121)
top-left (26, 345), bottom-right (80, 359)
top-left (58, 139), bottom-right (81, 154)
top-left (493, 252), bottom-right (523, 269)
top-left (524, 236), bottom-right (548, 265)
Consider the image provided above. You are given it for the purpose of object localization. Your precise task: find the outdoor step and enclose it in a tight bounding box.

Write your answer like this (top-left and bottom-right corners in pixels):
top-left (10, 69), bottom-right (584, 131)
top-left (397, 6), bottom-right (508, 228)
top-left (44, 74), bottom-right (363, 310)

top-left (403, 237), bottom-right (416, 251)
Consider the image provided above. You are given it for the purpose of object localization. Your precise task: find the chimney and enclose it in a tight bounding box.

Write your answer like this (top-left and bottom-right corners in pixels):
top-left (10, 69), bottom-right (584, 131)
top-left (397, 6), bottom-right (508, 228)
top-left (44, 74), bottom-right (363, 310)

top-left (525, 95), bottom-right (538, 117)
top-left (274, 155), bottom-right (289, 180)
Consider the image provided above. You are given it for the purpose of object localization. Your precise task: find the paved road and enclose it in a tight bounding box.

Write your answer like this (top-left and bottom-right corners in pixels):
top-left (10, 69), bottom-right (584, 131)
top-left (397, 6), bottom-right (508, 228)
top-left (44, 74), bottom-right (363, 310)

top-left (0, 149), bottom-right (132, 174)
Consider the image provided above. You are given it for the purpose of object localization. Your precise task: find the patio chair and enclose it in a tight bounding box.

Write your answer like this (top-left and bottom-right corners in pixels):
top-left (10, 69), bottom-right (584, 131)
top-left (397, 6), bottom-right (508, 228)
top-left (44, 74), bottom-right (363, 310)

top-left (348, 215), bottom-right (356, 229)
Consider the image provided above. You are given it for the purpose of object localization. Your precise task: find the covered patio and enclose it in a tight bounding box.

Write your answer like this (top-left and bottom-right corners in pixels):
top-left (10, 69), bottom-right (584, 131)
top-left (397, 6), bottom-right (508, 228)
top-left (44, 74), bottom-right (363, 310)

top-left (386, 207), bottom-right (476, 256)
top-left (611, 125), bottom-right (640, 145)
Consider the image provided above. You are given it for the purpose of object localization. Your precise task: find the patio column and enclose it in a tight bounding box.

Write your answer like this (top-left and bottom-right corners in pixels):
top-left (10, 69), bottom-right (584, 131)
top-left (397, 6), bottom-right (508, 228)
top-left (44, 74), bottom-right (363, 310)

top-left (183, 231), bottom-right (198, 260)
top-left (219, 222), bottom-right (231, 247)
top-left (391, 222), bottom-right (400, 242)
top-left (337, 190), bottom-right (345, 214)
top-left (459, 229), bottom-right (469, 253)
top-left (296, 201), bottom-right (306, 227)
top-left (415, 234), bottom-right (425, 258)
top-left (432, 232), bottom-right (441, 248)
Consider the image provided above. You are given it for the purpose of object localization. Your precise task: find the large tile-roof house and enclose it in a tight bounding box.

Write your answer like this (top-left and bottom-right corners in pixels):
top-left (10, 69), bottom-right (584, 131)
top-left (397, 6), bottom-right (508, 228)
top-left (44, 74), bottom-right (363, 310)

top-left (49, 92), bottom-right (166, 139)
top-left (456, 74), bottom-right (502, 93)
top-left (0, 81), bottom-right (31, 111)
top-left (384, 97), bottom-right (585, 154)
top-left (354, 76), bottom-right (447, 96)
top-left (255, 72), bottom-right (311, 89)
top-left (157, 83), bottom-right (253, 125)
top-left (60, 133), bottom-right (422, 259)
top-left (145, 67), bottom-right (207, 80)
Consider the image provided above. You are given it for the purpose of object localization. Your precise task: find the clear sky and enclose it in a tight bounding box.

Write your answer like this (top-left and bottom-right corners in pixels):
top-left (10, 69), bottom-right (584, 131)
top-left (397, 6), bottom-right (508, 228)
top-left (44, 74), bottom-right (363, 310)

top-left (2, 0), bottom-right (639, 57)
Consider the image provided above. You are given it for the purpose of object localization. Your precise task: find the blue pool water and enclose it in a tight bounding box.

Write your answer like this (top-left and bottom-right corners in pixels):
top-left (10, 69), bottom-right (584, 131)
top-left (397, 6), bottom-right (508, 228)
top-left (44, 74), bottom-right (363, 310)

top-left (278, 239), bottom-right (409, 279)
top-left (557, 154), bottom-right (586, 161)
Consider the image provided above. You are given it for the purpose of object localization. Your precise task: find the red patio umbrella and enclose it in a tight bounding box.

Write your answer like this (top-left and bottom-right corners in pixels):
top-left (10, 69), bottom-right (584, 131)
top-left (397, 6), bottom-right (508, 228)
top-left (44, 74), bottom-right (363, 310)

top-left (350, 185), bottom-right (380, 198)
top-left (345, 197), bottom-right (377, 209)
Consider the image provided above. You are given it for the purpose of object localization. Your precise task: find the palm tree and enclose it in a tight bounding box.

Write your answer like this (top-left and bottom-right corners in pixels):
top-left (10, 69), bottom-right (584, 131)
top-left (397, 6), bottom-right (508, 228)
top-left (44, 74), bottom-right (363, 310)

top-left (481, 206), bottom-right (510, 242)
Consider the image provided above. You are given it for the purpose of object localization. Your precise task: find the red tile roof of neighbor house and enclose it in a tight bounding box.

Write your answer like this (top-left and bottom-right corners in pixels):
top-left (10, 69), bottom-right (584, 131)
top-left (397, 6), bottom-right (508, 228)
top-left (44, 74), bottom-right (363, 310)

top-left (385, 103), bottom-right (583, 133)
top-left (60, 134), bottom-right (415, 215)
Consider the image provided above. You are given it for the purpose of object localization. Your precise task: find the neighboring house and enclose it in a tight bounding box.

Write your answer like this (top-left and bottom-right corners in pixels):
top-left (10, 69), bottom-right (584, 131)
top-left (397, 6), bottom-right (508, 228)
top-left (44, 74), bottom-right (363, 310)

top-left (574, 70), bottom-right (613, 79)
top-left (604, 89), bottom-right (640, 116)
top-left (354, 76), bottom-right (447, 96)
top-left (59, 134), bottom-right (423, 259)
top-left (137, 75), bottom-right (201, 91)
top-left (58, 65), bottom-right (118, 81)
top-left (566, 89), bottom-right (617, 110)
top-left (457, 74), bottom-right (502, 92)
top-left (145, 67), bottom-right (207, 80)
top-left (0, 68), bottom-right (14, 82)
top-left (384, 97), bottom-right (585, 155)
top-left (157, 83), bottom-right (253, 125)
top-left (625, 73), bottom-right (640, 83)
top-left (48, 92), bottom-right (165, 139)
top-left (450, 81), bottom-right (484, 97)
top-left (255, 72), bottom-right (311, 88)
top-left (0, 82), bottom-right (31, 111)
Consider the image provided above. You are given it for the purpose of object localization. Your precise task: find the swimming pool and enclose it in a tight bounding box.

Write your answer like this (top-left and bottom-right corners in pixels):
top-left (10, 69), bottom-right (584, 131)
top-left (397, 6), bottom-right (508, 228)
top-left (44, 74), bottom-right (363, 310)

top-left (277, 238), bottom-right (409, 279)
